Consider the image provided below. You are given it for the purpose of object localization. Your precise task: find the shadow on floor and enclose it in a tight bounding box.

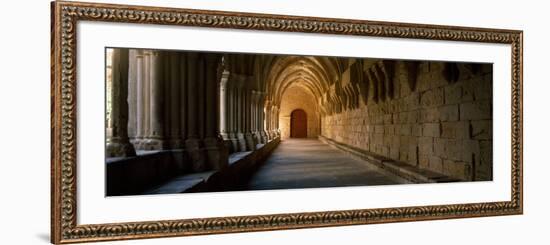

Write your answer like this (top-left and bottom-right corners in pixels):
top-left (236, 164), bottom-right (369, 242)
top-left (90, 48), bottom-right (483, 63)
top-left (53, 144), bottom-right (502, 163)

top-left (244, 138), bottom-right (406, 191)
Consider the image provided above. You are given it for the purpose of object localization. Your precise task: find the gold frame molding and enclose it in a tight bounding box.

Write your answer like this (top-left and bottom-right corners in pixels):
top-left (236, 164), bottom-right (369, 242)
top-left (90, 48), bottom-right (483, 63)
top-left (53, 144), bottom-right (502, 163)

top-left (51, 1), bottom-right (523, 243)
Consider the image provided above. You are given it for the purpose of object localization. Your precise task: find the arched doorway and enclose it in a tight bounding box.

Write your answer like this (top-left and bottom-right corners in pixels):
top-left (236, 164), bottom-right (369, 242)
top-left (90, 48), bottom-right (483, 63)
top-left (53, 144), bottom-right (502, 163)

top-left (290, 109), bottom-right (307, 138)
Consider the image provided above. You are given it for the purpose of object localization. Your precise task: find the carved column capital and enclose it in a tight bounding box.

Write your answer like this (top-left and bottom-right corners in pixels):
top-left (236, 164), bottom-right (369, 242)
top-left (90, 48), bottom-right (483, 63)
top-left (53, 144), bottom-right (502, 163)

top-left (220, 69), bottom-right (230, 89)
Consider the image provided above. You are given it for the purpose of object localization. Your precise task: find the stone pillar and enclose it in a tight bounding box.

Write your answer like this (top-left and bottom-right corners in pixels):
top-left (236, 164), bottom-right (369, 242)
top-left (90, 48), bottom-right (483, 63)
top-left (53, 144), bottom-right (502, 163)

top-left (167, 52), bottom-right (182, 148)
top-left (145, 51), bottom-right (167, 150)
top-left (252, 91), bottom-right (262, 144)
top-left (106, 48), bottom-right (136, 157)
top-left (258, 93), bottom-right (267, 143)
top-left (198, 56), bottom-right (206, 140)
top-left (161, 53), bottom-right (171, 148)
top-left (219, 69), bottom-right (232, 151)
top-left (133, 50), bottom-right (145, 148)
top-left (185, 53), bottom-right (206, 171)
top-left (127, 49), bottom-right (146, 149)
top-left (249, 90), bottom-right (256, 137)
top-left (271, 105), bottom-right (279, 138)
top-left (178, 53), bottom-right (187, 146)
top-left (250, 91), bottom-right (256, 135)
top-left (227, 80), bottom-right (239, 152)
top-left (203, 54), bottom-right (228, 170)
top-left (275, 106), bottom-right (281, 137)
top-left (141, 51), bottom-right (152, 149)
top-left (244, 84), bottom-right (257, 151)
top-left (273, 106), bottom-right (277, 138)
top-left (264, 100), bottom-right (271, 141)
top-left (127, 49), bottom-right (138, 141)
top-left (129, 50), bottom-right (187, 151)
top-left (235, 76), bottom-right (247, 151)
top-left (268, 105), bottom-right (273, 139)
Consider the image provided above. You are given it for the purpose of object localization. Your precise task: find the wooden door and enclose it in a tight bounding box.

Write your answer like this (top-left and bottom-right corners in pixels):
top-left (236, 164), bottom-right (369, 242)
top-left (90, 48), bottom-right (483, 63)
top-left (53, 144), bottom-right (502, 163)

top-left (290, 109), bottom-right (307, 138)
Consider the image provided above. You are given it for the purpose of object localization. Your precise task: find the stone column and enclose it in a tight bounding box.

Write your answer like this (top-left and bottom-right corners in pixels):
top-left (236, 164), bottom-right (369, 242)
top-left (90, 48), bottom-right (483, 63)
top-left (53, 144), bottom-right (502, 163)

top-left (269, 106), bottom-right (273, 139)
top-left (127, 49), bottom-right (138, 140)
top-left (203, 54), bottom-right (228, 170)
top-left (249, 91), bottom-right (256, 139)
top-left (219, 69), bottom-right (231, 149)
top-left (106, 48), bottom-right (136, 157)
top-left (271, 105), bottom-right (278, 138)
top-left (251, 91), bottom-right (262, 144)
top-left (168, 52), bottom-right (182, 148)
top-left (162, 53), bottom-right (171, 148)
top-left (133, 50), bottom-right (145, 148)
top-left (235, 75), bottom-right (247, 151)
top-left (227, 81), bottom-right (239, 153)
top-left (275, 106), bottom-right (281, 137)
top-left (185, 53), bottom-right (206, 171)
top-left (141, 51), bottom-right (152, 149)
top-left (258, 93), bottom-right (267, 143)
top-left (267, 105), bottom-right (273, 139)
top-left (250, 91), bottom-right (255, 134)
top-left (198, 56), bottom-right (206, 140)
top-left (244, 84), bottom-right (257, 151)
top-left (145, 51), bottom-right (167, 150)
top-left (264, 100), bottom-right (271, 141)
top-left (179, 53), bottom-right (188, 144)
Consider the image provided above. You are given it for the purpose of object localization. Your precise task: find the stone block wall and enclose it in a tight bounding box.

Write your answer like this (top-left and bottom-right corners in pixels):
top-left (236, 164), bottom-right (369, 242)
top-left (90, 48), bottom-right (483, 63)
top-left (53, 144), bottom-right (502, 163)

top-left (321, 61), bottom-right (492, 181)
top-left (279, 85), bottom-right (320, 139)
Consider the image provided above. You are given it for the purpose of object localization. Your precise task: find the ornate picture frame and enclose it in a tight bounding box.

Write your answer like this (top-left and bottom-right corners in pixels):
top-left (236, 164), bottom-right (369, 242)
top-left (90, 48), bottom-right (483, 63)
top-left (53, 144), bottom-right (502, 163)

top-left (51, 0), bottom-right (523, 243)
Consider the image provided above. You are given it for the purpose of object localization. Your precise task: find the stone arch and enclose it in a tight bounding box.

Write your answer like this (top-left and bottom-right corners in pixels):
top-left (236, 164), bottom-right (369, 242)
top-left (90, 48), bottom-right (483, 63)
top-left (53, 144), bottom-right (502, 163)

top-left (278, 84), bottom-right (320, 139)
top-left (264, 56), bottom-right (337, 107)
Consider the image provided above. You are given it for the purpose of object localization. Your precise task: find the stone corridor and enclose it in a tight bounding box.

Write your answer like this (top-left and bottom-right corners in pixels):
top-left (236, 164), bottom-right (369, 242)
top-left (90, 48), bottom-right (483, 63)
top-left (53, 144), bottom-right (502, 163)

top-left (246, 139), bottom-right (406, 190)
top-left (105, 48), bottom-right (493, 196)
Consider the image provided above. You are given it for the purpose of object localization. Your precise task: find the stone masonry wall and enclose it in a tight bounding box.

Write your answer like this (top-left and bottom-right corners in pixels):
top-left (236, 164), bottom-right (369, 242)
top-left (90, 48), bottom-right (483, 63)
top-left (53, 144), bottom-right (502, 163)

top-left (280, 85), bottom-right (320, 139)
top-left (321, 61), bottom-right (492, 181)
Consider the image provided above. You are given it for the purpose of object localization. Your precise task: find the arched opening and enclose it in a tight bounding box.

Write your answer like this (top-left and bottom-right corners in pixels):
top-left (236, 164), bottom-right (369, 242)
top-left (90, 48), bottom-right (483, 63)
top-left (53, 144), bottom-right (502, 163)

top-left (278, 84), bottom-right (319, 139)
top-left (290, 109), bottom-right (307, 138)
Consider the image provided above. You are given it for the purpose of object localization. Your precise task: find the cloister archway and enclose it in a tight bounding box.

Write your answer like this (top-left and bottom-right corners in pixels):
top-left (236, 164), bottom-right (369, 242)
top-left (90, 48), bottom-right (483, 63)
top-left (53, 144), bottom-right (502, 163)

top-left (105, 48), bottom-right (494, 196)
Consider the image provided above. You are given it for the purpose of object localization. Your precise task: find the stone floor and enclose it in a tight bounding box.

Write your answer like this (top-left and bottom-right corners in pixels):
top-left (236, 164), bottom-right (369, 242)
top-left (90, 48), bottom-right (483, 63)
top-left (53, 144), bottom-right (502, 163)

top-left (246, 138), bottom-right (407, 190)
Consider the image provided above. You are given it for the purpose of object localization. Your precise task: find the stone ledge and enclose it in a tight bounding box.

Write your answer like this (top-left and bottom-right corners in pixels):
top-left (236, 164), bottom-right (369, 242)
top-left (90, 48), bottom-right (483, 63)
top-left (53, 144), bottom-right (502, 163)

top-left (106, 149), bottom-right (191, 196)
top-left (318, 135), bottom-right (460, 183)
top-left (142, 137), bottom-right (281, 195)
top-left (142, 171), bottom-right (214, 195)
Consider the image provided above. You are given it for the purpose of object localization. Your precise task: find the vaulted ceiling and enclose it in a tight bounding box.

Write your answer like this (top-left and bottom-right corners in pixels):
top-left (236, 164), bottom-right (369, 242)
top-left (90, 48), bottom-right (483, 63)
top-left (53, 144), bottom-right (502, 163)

top-left (222, 52), bottom-right (402, 116)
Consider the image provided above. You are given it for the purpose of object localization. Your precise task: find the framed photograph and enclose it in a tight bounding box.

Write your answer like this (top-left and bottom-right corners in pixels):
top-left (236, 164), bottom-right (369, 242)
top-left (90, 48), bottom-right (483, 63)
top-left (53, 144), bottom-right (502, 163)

top-left (51, 0), bottom-right (523, 243)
